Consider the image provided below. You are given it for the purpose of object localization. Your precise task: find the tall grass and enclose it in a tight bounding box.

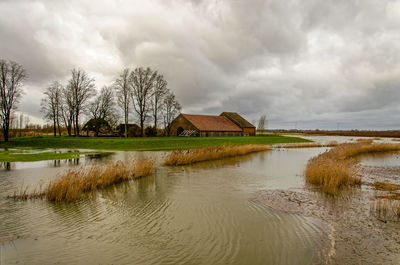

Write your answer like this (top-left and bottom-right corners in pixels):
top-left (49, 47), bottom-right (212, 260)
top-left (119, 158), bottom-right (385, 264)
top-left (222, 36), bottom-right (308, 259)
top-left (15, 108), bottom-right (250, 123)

top-left (164, 144), bottom-right (271, 166)
top-left (374, 182), bottom-right (400, 191)
top-left (305, 141), bottom-right (400, 195)
top-left (9, 159), bottom-right (154, 202)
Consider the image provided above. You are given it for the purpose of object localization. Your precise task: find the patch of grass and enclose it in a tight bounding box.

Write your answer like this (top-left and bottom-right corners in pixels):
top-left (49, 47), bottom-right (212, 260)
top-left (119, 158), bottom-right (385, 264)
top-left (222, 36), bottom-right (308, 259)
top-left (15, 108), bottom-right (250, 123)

top-left (374, 182), bottom-right (400, 191)
top-left (9, 159), bottom-right (154, 202)
top-left (0, 150), bottom-right (113, 162)
top-left (0, 135), bottom-right (310, 151)
top-left (305, 141), bottom-right (400, 195)
top-left (164, 144), bottom-right (271, 166)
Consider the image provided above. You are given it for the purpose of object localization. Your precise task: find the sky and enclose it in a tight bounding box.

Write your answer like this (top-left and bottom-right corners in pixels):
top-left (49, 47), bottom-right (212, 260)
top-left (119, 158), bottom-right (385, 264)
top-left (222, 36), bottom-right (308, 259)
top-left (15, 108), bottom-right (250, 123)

top-left (1, 0), bottom-right (400, 130)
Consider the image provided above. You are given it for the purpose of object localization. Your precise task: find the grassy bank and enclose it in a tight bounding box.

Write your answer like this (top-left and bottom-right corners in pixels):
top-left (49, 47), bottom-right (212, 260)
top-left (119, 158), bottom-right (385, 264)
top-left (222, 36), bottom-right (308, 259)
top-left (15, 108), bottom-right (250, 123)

top-left (9, 159), bottom-right (154, 202)
top-left (304, 140), bottom-right (400, 195)
top-left (0, 135), bottom-right (310, 151)
top-left (164, 144), bottom-right (271, 166)
top-left (0, 150), bottom-right (113, 162)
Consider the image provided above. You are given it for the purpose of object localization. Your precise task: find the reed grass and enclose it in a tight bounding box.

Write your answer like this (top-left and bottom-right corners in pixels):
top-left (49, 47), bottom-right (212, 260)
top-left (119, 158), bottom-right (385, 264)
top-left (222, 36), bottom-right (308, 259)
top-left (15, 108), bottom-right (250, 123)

top-left (9, 159), bottom-right (154, 202)
top-left (374, 182), bottom-right (400, 191)
top-left (276, 141), bottom-right (338, 149)
top-left (164, 144), bottom-right (271, 166)
top-left (305, 141), bottom-right (400, 195)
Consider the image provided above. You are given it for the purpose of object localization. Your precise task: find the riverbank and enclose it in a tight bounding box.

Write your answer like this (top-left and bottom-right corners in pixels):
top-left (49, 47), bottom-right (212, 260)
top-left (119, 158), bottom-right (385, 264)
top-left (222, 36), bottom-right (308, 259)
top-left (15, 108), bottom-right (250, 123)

top-left (0, 135), bottom-right (310, 151)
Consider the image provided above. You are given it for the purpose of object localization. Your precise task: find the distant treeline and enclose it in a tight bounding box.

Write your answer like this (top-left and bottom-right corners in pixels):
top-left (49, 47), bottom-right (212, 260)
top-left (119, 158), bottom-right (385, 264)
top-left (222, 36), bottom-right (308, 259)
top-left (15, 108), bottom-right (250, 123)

top-left (0, 58), bottom-right (183, 142)
top-left (258, 129), bottom-right (400, 138)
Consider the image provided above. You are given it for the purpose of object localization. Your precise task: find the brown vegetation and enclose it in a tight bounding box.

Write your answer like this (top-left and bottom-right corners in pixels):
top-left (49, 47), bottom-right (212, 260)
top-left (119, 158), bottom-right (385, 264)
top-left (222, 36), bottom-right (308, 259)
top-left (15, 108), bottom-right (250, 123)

top-left (374, 182), bottom-right (400, 191)
top-left (305, 141), bottom-right (400, 195)
top-left (164, 144), bottom-right (271, 166)
top-left (9, 159), bottom-right (154, 202)
top-left (275, 141), bottom-right (338, 149)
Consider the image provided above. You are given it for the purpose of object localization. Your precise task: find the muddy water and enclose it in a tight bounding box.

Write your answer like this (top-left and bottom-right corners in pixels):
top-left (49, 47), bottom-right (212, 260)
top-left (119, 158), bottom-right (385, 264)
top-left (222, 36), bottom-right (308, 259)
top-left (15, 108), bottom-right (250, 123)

top-left (0, 146), bottom-right (335, 265)
top-left (1, 137), bottom-right (399, 264)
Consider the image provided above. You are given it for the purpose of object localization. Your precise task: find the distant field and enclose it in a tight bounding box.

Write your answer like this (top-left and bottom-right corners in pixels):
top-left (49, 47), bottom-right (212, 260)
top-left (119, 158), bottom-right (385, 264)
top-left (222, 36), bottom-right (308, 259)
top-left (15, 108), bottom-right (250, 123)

top-left (0, 135), bottom-right (311, 151)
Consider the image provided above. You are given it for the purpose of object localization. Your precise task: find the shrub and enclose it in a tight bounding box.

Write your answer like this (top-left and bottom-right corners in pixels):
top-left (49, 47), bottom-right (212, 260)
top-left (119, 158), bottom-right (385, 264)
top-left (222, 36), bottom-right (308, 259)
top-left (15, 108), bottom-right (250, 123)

top-left (145, 126), bottom-right (157, 137)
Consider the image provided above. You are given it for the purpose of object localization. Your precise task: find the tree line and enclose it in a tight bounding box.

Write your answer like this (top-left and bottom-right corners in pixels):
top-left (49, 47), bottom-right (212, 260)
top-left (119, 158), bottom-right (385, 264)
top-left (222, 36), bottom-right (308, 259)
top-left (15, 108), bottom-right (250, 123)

top-left (0, 59), bottom-right (182, 142)
top-left (41, 67), bottom-right (182, 137)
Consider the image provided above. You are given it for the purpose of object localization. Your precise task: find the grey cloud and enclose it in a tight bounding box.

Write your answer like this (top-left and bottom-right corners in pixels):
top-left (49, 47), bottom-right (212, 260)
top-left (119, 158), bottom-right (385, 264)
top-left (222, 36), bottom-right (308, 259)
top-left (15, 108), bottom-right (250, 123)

top-left (0, 0), bottom-right (399, 129)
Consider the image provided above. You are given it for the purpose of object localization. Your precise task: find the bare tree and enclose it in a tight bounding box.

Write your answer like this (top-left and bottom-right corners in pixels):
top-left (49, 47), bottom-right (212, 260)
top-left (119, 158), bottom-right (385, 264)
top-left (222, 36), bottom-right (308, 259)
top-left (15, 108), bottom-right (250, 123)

top-left (0, 60), bottom-right (27, 142)
top-left (151, 74), bottom-right (168, 132)
top-left (129, 67), bottom-right (157, 136)
top-left (162, 92), bottom-right (181, 136)
top-left (41, 81), bottom-right (62, 136)
top-left (60, 87), bottom-right (75, 136)
top-left (114, 68), bottom-right (131, 137)
top-left (89, 86), bottom-right (115, 121)
top-left (68, 69), bottom-right (96, 136)
top-left (257, 114), bottom-right (267, 131)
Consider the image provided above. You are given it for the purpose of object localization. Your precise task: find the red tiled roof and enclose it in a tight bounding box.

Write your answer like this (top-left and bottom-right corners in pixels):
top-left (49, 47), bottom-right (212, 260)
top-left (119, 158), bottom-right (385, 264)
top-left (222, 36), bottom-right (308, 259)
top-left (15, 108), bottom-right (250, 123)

top-left (220, 112), bottom-right (255, 128)
top-left (181, 114), bottom-right (243, 132)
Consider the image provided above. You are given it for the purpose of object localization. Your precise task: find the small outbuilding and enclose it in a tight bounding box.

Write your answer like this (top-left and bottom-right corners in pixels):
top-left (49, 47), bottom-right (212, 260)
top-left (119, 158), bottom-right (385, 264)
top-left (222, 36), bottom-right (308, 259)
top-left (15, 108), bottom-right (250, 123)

top-left (169, 112), bottom-right (256, 137)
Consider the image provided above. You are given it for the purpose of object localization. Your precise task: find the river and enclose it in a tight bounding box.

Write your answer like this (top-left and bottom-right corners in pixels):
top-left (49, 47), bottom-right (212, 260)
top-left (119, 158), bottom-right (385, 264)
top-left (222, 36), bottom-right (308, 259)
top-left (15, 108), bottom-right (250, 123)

top-left (0, 136), bottom-right (398, 264)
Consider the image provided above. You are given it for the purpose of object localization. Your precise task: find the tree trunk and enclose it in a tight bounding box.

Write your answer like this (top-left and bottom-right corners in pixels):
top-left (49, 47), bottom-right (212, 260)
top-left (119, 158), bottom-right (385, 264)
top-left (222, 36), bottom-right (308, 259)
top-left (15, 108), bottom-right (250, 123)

top-left (57, 118), bottom-right (61, 136)
top-left (75, 113), bottom-right (80, 136)
top-left (124, 110), bottom-right (128, 138)
top-left (140, 119), bottom-right (144, 137)
top-left (53, 117), bottom-right (57, 136)
top-left (3, 124), bottom-right (9, 142)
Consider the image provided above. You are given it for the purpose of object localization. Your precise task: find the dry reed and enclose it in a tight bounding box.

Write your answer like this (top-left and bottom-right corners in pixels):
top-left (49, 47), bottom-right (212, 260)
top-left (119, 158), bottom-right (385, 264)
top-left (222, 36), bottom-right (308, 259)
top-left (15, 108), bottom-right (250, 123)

top-left (305, 141), bottom-right (400, 195)
top-left (374, 182), bottom-right (400, 191)
top-left (164, 144), bottom-right (271, 166)
top-left (9, 159), bottom-right (154, 202)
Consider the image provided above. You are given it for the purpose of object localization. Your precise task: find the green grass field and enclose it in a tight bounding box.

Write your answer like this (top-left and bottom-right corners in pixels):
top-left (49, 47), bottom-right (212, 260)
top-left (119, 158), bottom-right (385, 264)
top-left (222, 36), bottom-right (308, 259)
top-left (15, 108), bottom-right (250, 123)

top-left (0, 135), bottom-right (310, 152)
top-left (0, 150), bottom-right (113, 162)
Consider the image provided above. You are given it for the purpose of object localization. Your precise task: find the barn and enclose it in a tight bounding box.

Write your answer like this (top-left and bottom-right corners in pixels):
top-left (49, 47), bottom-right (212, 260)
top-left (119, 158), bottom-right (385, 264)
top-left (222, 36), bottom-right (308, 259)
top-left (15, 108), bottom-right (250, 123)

top-left (169, 112), bottom-right (256, 137)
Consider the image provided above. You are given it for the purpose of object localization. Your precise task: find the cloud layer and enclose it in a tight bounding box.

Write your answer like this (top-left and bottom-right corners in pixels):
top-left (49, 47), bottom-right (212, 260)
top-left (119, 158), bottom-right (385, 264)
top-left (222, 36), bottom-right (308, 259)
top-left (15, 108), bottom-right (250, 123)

top-left (1, 0), bottom-right (400, 129)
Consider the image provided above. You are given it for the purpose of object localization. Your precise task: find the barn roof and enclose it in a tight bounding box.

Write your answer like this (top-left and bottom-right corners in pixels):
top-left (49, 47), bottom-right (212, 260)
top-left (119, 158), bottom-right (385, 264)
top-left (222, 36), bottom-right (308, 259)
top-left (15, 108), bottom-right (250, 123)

top-left (220, 112), bottom-right (255, 128)
top-left (181, 114), bottom-right (242, 132)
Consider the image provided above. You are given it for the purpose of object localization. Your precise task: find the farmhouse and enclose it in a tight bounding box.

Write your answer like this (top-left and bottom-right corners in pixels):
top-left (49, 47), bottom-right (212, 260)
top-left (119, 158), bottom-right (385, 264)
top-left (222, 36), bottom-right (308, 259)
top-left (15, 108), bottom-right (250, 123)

top-left (170, 112), bottom-right (256, 137)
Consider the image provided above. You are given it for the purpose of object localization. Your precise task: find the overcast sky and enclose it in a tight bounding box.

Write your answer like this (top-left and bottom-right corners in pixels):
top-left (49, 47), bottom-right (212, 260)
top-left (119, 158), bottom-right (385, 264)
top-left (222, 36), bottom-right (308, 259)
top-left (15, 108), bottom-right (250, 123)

top-left (1, 0), bottom-right (400, 129)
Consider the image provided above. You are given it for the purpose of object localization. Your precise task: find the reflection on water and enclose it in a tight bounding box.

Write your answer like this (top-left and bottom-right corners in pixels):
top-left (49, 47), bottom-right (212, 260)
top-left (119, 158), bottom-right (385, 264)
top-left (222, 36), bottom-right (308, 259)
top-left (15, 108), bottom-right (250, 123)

top-left (0, 145), bottom-right (334, 264)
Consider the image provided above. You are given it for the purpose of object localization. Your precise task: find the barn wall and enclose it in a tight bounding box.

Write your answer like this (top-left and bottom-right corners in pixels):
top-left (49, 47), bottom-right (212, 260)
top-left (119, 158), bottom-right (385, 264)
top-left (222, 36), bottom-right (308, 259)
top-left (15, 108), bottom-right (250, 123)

top-left (243, 127), bottom-right (256, 136)
top-left (200, 131), bottom-right (243, 137)
top-left (170, 115), bottom-right (198, 136)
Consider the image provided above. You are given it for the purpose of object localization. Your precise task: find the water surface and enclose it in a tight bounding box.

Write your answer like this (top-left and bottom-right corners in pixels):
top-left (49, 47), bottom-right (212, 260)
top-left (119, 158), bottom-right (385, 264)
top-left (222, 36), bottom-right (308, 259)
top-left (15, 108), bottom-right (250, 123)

top-left (0, 142), bottom-right (338, 264)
